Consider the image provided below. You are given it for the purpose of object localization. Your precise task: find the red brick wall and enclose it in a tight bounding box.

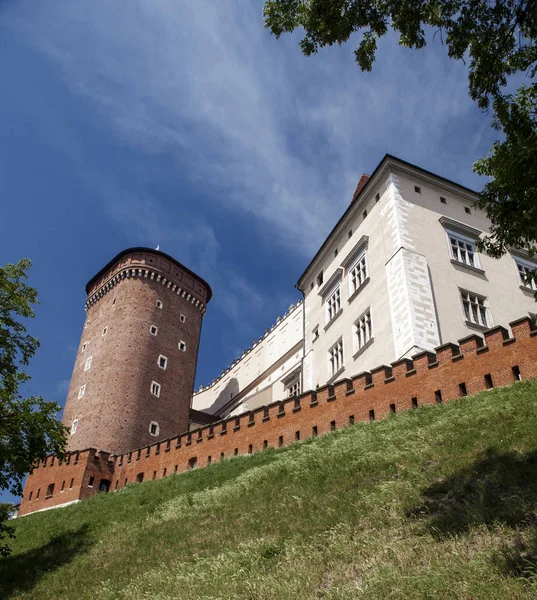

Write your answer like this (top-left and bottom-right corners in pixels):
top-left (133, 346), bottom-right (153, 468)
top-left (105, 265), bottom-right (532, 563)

top-left (19, 450), bottom-right (115, 517)
top-left (19, 317), bottom-right (537, 517)
top-left (62, 249), bottom-right (209, 455)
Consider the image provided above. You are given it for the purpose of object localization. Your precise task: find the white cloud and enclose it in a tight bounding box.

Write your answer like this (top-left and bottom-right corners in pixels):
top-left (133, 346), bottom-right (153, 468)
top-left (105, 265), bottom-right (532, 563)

top-left (5, 0), bottom-right (488, 258)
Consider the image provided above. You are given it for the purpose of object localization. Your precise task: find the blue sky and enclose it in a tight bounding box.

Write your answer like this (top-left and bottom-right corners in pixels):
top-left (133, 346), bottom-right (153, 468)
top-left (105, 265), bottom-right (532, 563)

top-left (0, 1), bottom-right (497, 502)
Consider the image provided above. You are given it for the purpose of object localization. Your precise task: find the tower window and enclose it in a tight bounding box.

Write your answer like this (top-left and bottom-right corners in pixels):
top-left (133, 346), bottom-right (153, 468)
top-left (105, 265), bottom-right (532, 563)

top-left (102, 327), bottom-right (108, 337)
top-left (465, 207), bottom-right (471, 214)
top-left (375, 193), bottom-right (380, 202)
top-left (440, 197), bottom-right (447, 204)
top-left (149, 421), bottom-right (160, 436)
top-left (414, 185), bottom-right (421, 193)
top-left (71, 419), bottom-right (78, 434)
top-left (150, 325), bottom-right (158, 336)
top-left (150, 381), bottom-right (161, 397)
top-left (78, 384), bottom-right (86, 399)
top-left (69, 478), bottom-right (74, 489)
top-left (178, 341), bottom-right (186, 352)
top-left (180, 314), bottom-right (186, 323)
top-left (317, 271), bottom-right (324, 286)
top-left (84, 356), bottom-right (93, 372)
top-left (156, 300), bottom-right (163, 309)
top-left (85, 320), bottom-right (90, 329)
top-left (363, 209), bottom-right (367, 220)
top-left (81, 342), bottom-right (88, 353)
top-left (348, 229), bottom-right (352, 238)
top-left (88, 476), bottom-right (95, 488)
top-left (45, 483), bottom-right (54, 498)
top-left (158, 355), bottom-right (168, 370)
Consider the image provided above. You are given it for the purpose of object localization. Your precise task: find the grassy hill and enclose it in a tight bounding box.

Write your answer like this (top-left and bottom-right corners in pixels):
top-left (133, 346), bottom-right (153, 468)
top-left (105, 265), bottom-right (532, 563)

top-left (3, 380), bottom-right (537, 599)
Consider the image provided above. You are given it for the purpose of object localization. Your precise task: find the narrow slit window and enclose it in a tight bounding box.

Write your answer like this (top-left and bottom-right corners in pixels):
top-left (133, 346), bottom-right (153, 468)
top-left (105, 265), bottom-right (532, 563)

top-left (512, 365), bottom-right (521, 381)
top-left (369, 409), bottom-right (375, 421)
top-left (349, 415), bottom-right (355, 425)
top-left (84, 356), bottom-right (93, 372)
top-left (88, 476), bottom-right (95, 488)
top-left (330, 420), bottom-right (336, 431)
top-left (263, 440), bottom-right (268, 449)
top-left (151, 381), bottom-right (161, 397)
top-left (248, 444), bottom-right (253, 454)
top-left (435, 390), bottom-right (443, 404)
top-left (459, 382), bottom-right (467, 397)
top-left (411, 397), bottom-right (418, 409)
top-left (82, 342), bottom-right (88, 353)
top-left (484, 373), bottom-right (494, 389)
top-left (389, 403), bottom-right (396, 414)
top-left (295, 431), bottom-right (300, 441)
top-left (312, 426), bottom-right (318, 437)
top-left (78, 384), bottom-right (86, 399)
top-left (278, 436), bottom-right (284, 447)
top-left (102, 327), bottom-right (108, 337)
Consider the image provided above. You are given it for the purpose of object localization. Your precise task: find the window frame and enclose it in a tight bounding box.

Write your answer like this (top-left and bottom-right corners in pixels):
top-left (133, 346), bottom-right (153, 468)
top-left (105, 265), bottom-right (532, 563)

top-left (158, 355), bottom-right (168, 370)
top-left (78, 384), bottom-right (86, 399)
top-left (460, 289), bottom-right (491, 329)
top-left (513, 254), bottom-right (537, 290)
top-left (447, 229), bottom-right (480, 268)
top-left (71, 419), bottom-right (78, 434)
top-left (84, 356), bottom-right (92, 372)
top-left (325, 284), bottom-right (341, 324)
top-left (178, 341), bottom-right (186, 352)
top-left (150, 325), bottom-right (158, 336)
top-left (150, 381), bottom-right (161, 398)
top-left (353, 308), bottom-right (373, 356)
top-left (149, 421), bottom-right (160, 436)
top-left (328, 337), bottom-right (344, 379)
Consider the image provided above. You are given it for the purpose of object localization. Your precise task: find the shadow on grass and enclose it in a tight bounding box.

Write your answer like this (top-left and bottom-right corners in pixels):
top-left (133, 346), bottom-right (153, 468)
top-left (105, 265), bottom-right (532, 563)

top-left (409, 448), bottom-right (537, 580)
top-left (0, 524), bottom-right (92, 598)
top-left (409, 448), bottom-right (537, 535)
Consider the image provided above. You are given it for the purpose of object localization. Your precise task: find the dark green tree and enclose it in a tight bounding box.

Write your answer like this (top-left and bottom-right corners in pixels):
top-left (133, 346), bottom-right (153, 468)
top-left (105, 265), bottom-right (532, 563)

top-left (0, 259), bottom-right (68, 555)
top-left (263, 0), bottom-right (537, 268)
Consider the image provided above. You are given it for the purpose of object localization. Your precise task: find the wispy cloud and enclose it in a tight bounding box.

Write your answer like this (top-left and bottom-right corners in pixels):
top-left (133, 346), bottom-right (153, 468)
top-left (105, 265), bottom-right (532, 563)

top-left (5, 0), bottom-right (488, 258)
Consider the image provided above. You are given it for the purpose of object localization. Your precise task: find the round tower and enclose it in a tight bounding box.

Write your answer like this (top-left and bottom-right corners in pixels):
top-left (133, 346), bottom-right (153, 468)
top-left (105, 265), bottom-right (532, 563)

top-left (61, 248), bottom-right (212, 455)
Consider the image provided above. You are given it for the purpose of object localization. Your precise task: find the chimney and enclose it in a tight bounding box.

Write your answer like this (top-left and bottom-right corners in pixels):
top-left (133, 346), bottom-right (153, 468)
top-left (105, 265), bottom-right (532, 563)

top-left (351, 174), bottom-right (370, 203)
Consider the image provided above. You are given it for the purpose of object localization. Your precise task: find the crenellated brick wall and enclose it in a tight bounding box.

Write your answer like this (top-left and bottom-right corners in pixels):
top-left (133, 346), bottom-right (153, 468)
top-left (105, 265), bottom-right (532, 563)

top-left (19, 316), bottom-right (537, 517)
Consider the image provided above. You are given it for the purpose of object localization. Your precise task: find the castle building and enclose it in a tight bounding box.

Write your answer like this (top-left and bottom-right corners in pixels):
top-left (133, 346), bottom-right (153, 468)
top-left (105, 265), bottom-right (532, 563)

top-left (18, 155), bottom-right (537, 516)
top-left (62, 248), bottom-right (212, 456)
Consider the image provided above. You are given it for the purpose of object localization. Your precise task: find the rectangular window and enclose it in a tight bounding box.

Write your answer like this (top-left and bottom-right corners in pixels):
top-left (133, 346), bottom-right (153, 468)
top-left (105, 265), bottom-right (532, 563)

top-left (461, 290), bottom-right (489, 327)
top-left (180, 314), bottom-right (186, 323)
top-left (151, 381), bottom-right (161, 397)
top-left (514, 257), bottom-right (537, 290)
top-left (354, 309), bottom-right (373, 353)
top-left (88, 476), bottom-right (95, 488)
top-left (178, 341), bottom-right (186, 352)
top-left (369, 409), bottom-right (375, 421)
top-left (150, 325), bottom-right (158, 336)
top-left (411, 397), bottom-right (418, 408)
top-left (312, 426), bottom-right (318, 437)
top-left (69, 478), bottom-right (74, 489)
top-left (449, 232), bottom-right (477, 267)
top-left (328, 338), bottom-right (344, 378)
top-left (71, 419), bottom-right (78, 434)
top-left (349, 251), bottom-right (367, 295)
top-left (102, 327), bottom-right (108, 337)
top-left (78, 384), bottom-right (86, 399)
top-left (330, 420), bottom-right (336, 431)
top-left (286, 377), bottom-right (301, 398)
top-left (156, 300), bottom-right (163, 309)
top-left (325, 285), bottom-right (341, 323)
top-left (82, 342), bottom-right (88, 353)
top-left (158, 355), bottom-right (168, 370)
top-left (84, 356), bottom-right (92, 372)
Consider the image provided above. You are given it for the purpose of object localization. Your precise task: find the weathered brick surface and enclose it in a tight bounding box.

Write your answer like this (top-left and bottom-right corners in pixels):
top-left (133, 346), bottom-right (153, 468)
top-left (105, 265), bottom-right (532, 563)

top-left (20, 317), bottom-right (537, 517)
top-left (62, 249), bottom-right (210, 455)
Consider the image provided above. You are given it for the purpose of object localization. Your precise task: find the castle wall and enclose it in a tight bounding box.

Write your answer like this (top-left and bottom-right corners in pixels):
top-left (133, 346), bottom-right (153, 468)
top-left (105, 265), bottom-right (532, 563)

top-left (20, 316), bottom-right (537, 517)
top-left (192, 302), bottom-right (303, 416)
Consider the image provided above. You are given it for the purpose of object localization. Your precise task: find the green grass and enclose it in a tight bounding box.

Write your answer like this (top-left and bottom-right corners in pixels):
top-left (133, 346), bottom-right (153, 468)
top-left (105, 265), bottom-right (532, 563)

top-left (4, 380), bottom-right (537, 599)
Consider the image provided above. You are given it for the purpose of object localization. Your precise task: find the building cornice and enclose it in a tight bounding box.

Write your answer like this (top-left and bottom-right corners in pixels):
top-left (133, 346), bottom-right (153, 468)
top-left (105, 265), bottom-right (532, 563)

top-left (85, 265), bottom-right (207, 313)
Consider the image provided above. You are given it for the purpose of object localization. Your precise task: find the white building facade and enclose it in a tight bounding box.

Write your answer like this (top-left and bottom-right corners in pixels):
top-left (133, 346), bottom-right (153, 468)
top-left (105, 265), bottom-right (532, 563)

top-left (193, 155), bottom-right (537, 416)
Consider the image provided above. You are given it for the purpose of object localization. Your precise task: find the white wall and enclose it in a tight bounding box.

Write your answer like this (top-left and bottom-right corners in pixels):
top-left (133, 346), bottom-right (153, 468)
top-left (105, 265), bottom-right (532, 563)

top-left (192, 302), bottom-right (303, 416)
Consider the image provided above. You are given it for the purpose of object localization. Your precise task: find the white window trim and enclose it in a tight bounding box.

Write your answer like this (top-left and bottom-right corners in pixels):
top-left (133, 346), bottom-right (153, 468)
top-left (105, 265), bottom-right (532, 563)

top-left (328, 338), bottom-right (344, 379)
top-left (81, 341), bottom-right (89, 353)
top-left (513, 255), bottom-right (537, 290)
top-left (180, 314), bottom-right (186, 323)
top-left (158, 355), bottom-right (168, 370)
top-left (460, 289), bottom-right (491, 328)
top-left (71, 419), bottom-right (78, 434)
top-left (446, 229), bottom-right (481, 269)
top-left (353, 309), bottom-right (373, 355)
top-left (325, 284), bottom-right (342, 324)
top-left (347, 250), bottom-right (368, 297)
top-left (150, 381), bottom-right (161, 397)
top-left (156, 300), bottom-right (163, 309)
top-left (84, 356), bottom-right (93, 372)
top-left (149, 421), bottom-right (160, 437)
top-left (178, 341), bottom-right (186, 352)
top-left (102, 327), bottom-right (108, 337)
top-left (78, 384), bottom-right (86, 399)
top-left (150, 325), bottom-right (158, 336)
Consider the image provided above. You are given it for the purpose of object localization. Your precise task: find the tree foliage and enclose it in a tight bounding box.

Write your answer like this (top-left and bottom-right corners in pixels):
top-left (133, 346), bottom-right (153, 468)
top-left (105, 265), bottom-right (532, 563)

top-left (263, 0), bottom-right (537, 259)
top-left (0, 259), bottom-right (68, 554)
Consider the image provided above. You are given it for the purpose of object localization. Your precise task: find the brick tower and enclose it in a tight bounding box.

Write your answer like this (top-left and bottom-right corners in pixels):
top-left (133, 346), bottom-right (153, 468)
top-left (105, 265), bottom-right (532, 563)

top-left (61, 248), bottom-right (212, 455)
